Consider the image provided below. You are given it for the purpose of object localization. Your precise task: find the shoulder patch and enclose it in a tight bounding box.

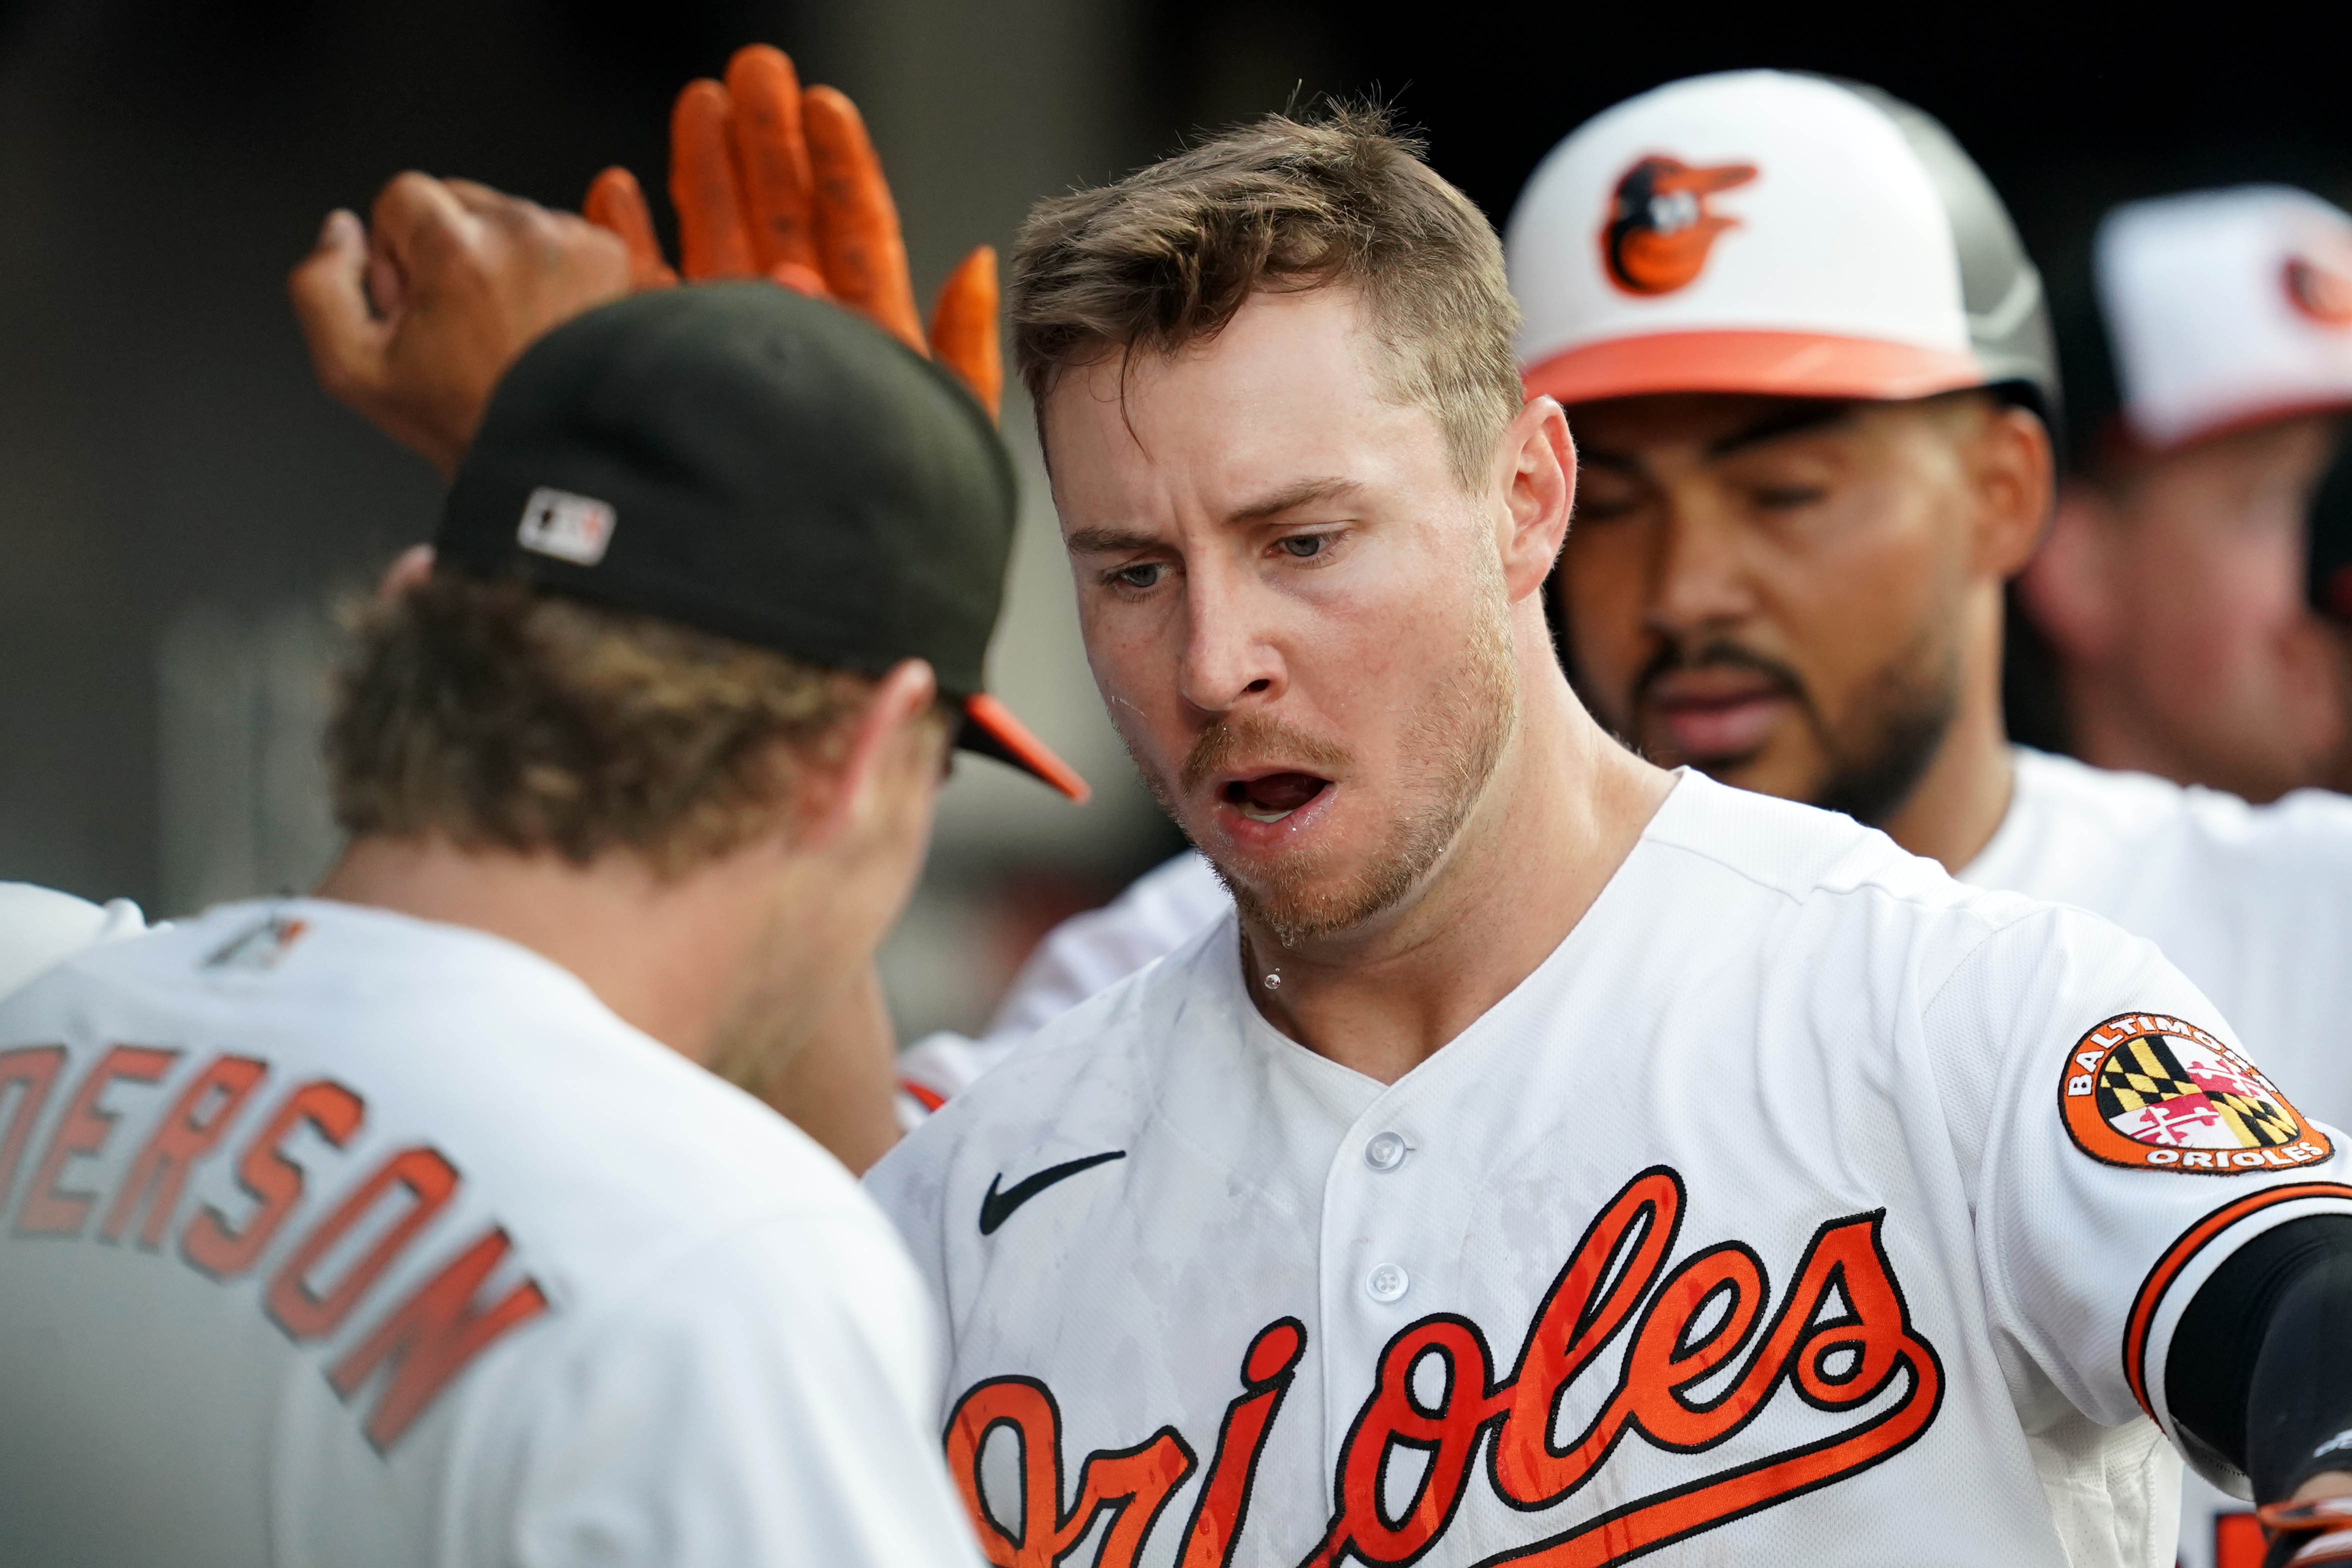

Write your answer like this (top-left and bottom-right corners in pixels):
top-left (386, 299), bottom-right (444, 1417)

top-left (2060, 1012), bottom-right (2331, 1174)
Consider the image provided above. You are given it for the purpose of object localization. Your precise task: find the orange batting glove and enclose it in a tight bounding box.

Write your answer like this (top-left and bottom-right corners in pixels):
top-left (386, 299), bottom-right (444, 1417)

top-left (582, 44), bottom-right (1002, 422)
top-left (2262, 1495), bottom-right (2352, 1564)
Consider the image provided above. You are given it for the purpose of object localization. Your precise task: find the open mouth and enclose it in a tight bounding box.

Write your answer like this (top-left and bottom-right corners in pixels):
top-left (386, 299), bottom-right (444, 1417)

top-left (1221, 771), bottom-right (1332, 824)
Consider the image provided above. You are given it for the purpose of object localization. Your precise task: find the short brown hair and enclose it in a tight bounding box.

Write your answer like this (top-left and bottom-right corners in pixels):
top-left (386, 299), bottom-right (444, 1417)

top-left (1010, 104), bottom-right (1524, 488)
top-left (327, 572), bottom-right (895, 875)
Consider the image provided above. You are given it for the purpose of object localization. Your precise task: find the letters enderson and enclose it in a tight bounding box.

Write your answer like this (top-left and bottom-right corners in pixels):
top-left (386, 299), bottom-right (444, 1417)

top-left (942, 1166), bottom-right (1942, 1568)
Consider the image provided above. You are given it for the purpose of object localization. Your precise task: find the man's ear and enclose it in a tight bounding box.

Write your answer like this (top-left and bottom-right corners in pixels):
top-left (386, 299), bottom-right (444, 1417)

top-left (798, 658), bottom-right (942, 847)
top-left (1500, 395), bottom-right (1576, 604)
top-left (1968, 404), bottom-right (2054, 581)
top-left (2015, 478), bottom-right (2123, 664)
top-left (376, 544), bottom-right (436, 602)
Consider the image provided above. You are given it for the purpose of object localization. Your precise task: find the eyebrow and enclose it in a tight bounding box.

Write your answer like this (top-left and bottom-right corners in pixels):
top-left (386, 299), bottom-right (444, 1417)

top-left (1064, 526), bottom-right (1166, 555)
top-left (1063, 476), bottom-right (1367, 556)
top-left (1704, 401), bottom-right (1854, 458)
top-left (1576, 402), bottom-right (1857, 476)
top-left (1229, 476), bottom-right (1364, 525)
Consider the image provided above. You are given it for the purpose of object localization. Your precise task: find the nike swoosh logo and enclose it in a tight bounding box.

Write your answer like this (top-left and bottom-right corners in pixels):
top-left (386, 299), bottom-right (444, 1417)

top-left (978, 1150), bottom-right (1126, 1236)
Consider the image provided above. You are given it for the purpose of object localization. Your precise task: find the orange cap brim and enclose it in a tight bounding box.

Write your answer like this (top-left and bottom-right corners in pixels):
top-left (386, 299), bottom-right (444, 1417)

top-left (1524, 330), bottom-right (1984, 406)
top-left (958, 692), bottom-right (1091, 802)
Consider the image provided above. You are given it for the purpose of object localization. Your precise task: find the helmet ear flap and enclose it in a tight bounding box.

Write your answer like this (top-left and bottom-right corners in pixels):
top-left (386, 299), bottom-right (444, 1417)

top-left (1830, 76), bottom-right (2064, 442)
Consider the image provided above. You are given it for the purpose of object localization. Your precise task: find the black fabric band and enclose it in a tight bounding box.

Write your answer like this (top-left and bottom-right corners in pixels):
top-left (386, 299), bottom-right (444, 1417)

top-left (2168, 1213), bottom-right (2352, 1502)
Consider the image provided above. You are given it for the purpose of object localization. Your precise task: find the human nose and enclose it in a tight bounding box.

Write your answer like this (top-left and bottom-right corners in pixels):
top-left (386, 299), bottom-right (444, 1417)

top-left (1644, 490), bottom-right (1757, 644)
top-left (1177, 556), bottom-right (1285, 716)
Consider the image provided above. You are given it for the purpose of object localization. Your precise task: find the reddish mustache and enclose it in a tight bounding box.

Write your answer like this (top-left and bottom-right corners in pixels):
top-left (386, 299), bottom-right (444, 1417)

top-left (1180, 714), bottom-right (1352, 795)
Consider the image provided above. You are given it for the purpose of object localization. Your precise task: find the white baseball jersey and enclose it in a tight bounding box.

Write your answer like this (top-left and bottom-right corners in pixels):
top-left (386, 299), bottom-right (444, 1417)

top-left (0, 898), bottom-right (984, 1568)
top-left (902, 752), bottom-right (2352, 1563)
top-left (868, 772), bottom-right (2352, 1568)
top-left (0, 880), bottom-right (146, 998)
top-left (1962, 748), bottom-right (2352, 1568)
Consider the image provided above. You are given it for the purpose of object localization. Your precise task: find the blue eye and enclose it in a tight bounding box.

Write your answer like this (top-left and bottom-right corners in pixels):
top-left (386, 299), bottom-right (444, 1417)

top-left (1280, 535), bottom-right (1326, 558)
top-left (1114, 562), bottom-right (1164, 590)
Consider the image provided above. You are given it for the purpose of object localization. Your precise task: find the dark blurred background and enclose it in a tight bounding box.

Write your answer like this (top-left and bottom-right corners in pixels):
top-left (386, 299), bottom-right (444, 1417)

top-left (4, 0), bottom-right (2347, 1035)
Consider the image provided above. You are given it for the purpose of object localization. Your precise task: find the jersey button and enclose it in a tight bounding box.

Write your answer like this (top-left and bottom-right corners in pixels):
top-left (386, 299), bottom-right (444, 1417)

top-left (1364, 1132), bottom-right (1409, 1172)
top-left (1366, 1264), bottom-right (1410, 1303)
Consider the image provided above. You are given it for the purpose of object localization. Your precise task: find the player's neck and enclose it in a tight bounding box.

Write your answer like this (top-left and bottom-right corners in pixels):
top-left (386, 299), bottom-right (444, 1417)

top-left (1874, 588), bottom-right (2016, 874)
top-left (315, 832), bottom-right (794, 1066)
top-left (1238, 656), bottom-right (1672, 1086)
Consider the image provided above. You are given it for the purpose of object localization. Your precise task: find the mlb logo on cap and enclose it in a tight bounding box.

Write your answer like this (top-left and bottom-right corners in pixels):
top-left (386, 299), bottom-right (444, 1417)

top-left (2096, 186), bottom-right (2352, 450)
top-left (1508, 70), bottom-right (2055, 416)
top-left (516, 486), bottom-right (617, 566)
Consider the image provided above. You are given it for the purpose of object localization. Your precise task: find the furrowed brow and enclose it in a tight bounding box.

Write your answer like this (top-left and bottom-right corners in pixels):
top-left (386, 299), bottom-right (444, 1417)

top-left (1064, 526), bottom-right (1166, 555)
top-left (1228, 477), bottom-right (1363, 526)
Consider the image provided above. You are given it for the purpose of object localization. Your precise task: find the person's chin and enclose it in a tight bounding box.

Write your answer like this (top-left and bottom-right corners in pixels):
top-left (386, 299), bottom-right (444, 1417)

top-left (1692, 744), bottom-right (1834, 811)
top-left (1192, 790), bottom-right (1356, 910)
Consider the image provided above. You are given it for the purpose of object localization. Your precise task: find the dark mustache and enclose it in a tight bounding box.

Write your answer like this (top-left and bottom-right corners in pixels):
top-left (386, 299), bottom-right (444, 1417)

top-left (1632, 640), bottom-right (1811, 713)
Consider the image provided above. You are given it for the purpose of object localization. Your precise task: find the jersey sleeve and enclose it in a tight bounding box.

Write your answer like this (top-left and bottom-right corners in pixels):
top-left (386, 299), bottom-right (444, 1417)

top-left (1922, 904), bottom-right (2352, 1491)
top-left (482, 1208), bottom-right (982, 1568)
top-left (0, 884), bottom-right (146, 1000)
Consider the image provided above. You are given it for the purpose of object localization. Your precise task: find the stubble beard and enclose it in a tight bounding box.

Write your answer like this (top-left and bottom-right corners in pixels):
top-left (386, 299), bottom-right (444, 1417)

top-left (1806, 622), bottom-right (1960, 828)
top-left (1130, 581), bottom-right (1522, 950)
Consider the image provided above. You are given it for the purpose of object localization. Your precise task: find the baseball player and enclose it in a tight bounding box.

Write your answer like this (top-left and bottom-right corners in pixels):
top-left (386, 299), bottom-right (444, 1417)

top-left (1518, 86), bottom-right (2352, 1568)
top-left (2018, 184), bottom-right (2352, 802)
top-left (891, 74), bottom-right (2352, 1563)
top-left (864, 96), bottom-right (2352, 1568)
top-left (0, 60), bottom-right (1080, 1561)
top-left (288, 46), bottom-right (1032, 1173)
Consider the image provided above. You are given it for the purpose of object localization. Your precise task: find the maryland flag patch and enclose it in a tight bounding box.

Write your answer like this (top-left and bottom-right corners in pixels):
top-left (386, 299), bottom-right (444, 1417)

top-left (2060, 1012), bottom-right (2332, 1174)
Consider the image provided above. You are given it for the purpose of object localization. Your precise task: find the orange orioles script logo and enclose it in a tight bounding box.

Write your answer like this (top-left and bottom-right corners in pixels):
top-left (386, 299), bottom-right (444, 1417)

top-left (1600, 156), bottom-right (1758, 296)
top-left (2062, 1012), bottom-right (2331, 1174)
top-left (942, 1166), bottom-right (1942, 1568)
top-left (2284, 254), bottom-right (2352, 328)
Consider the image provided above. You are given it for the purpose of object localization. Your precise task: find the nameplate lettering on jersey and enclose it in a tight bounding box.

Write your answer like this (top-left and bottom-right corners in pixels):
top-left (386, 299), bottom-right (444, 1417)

top-left (0, 1042), bottom-right (550, 1452)
top-left (941, 1166), bottom-right (1941, 1568)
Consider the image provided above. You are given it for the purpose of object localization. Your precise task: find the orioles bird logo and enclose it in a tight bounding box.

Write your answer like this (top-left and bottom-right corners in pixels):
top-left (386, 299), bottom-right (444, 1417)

top-left (2284, 254), bottom-right (2352, 328)
top-left (1601, 155), bottom-right (1758, 296)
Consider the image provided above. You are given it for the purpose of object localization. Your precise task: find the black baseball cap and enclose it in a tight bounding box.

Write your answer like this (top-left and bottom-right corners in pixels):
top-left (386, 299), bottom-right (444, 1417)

top-left (436, 281), bottom-right (1087, 800)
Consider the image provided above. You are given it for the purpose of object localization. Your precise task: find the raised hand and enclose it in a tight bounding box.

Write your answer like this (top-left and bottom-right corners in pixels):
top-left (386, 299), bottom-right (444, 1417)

top-left (584, 44), bottom-right (1002, 420)
top-left (290, 176), bottom-right (631, 476)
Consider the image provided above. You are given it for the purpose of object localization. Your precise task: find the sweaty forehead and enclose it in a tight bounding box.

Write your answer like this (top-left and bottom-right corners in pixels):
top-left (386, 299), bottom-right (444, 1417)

top-left (1040, 290), bottom-right (1451, 524)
